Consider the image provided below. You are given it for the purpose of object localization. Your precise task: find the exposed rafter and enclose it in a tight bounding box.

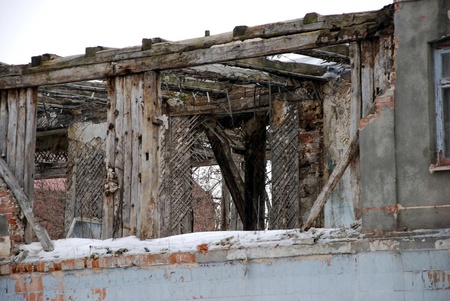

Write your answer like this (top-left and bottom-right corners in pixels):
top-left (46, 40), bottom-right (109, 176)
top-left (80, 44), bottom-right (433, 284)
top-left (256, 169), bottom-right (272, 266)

top-left (0, 6), bottom-right (393, 89)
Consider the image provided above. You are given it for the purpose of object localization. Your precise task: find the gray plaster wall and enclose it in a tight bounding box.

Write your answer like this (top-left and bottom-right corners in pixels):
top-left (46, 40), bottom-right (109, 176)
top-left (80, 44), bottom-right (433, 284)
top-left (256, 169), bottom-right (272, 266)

top-left (1, 249), bottom-right (449, 300)
top-left (361, 0), bottom-right (450, 231)
top-left (394, 0), bottom-right (450, 229)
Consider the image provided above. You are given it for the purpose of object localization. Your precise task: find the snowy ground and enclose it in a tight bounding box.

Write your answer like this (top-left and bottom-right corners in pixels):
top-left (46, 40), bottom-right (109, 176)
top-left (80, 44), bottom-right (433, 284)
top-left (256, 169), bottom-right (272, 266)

top-left (17, 226), bottom-right (363, 263)
top-left (13, 224), bottom-right (450, 264)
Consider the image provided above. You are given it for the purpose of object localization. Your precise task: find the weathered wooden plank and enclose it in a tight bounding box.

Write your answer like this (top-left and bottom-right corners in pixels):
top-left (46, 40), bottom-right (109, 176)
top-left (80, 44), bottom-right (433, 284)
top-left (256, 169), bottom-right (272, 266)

top-left (129, 74), bottom-right (143, 235)
top-left (297, 44), bottom-right (350, 64)
top-left (15, 89), bottom-right (26, 186)
top-left (121, 75), bottom-right (133, 236)
top-left (6, 90), bottom-right (18, 171)
top-left (361, 40), bottom-right (374, 117)
top-left (23, 88), bottom-right (37, 243)
top-left (226, 57), bottom-right (327, 78)
top-left (373, 35), bottom-right (393, 97)
top-left (102, 77), bottom-right (117, 239)
top-left (243, 114), bottom-right (267, 230)
top-left (302, 132), bottom-right (360, 231)
top-left (350, 42), bottom-right (362, 138)
top-left (0, 7), bottom-right (392, 77)
top-left (169, 89), bottom-right (274, 117)
top-left (112, 77), bottom-right (125, 238)
top-left (0, 91), bottom-right (8, 158)
top-left (204, 121), bottom-right (246, 224)
top-left (0, 7), bottom-right (393, 89)
top-left (349, 42), bottom-right (362, 220)
top-left (138, 71), bottom-right (162, 239)
top-left (0, 158), bottom-right (54, 251)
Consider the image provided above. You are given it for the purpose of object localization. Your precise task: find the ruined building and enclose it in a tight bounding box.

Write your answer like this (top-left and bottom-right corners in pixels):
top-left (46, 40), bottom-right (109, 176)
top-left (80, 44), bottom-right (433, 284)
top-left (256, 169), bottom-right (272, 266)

top-left (0, 0), bottom-right (449, 299)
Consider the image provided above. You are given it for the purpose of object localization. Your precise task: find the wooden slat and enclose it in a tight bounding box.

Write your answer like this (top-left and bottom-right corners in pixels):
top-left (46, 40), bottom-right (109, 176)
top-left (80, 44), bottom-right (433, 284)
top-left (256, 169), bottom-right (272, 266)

top-left (349, 42), bottom-right (362, 220)
top-left (0, 158), bottom-right (54, 251)
top-left (0, 7), bottom-right (393, 89)
top-left (302, 132), bottom-right (360, 231)
top-left (6, 90), bottom-right (18, 171)
top-left (361, 40), bottom-right (374, 116)
top-left (113, 77), bottom-right (125, 238)
top-left (138, 71), bottom-right (162, 239)
top-left (121, 75), bottom-right (133, 236)
top-left (129, 74), bottom-right (143, 235)
top-left (23, 88), bottom-right (38, 243)
top-left (204, 121), bottom-right (246, 223)
top-left (0, 91), bottom-right (8, 157)
top-left (102, 77), bottom-right (117, 239)
top-left (16, 89), bottom-right (26, 185)
top-left (226, 57), bottom-right (327, 78)
top-left (243, 114), bottom-right (267, 230)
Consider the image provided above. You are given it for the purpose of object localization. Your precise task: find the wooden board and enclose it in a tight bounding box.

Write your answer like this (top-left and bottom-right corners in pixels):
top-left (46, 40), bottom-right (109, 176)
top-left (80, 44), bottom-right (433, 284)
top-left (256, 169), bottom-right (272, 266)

top-left (138, 71), bottom-right (162, 239)
top-left (302, 132), bottom-right (360, 231)
top-left (102, 78), bottom-right (117, 239)
top-left (6, 90), bottom-right (18, 171)
top-left (0, 7), bottom-right (393, 89)
top-left (0, 91), bottom-right (8, 157)
top-left (0, 158), bottom-right (53, 251)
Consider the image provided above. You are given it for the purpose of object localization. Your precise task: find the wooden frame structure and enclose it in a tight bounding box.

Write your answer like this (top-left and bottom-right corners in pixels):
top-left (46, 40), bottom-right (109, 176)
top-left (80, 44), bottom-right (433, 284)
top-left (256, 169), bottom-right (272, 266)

top-left (0, 6), bottom-right (393, 247)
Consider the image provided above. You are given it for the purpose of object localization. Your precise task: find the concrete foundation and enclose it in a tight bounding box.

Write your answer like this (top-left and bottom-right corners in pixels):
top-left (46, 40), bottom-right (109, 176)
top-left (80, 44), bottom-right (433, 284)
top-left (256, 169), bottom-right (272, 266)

top-left (1, 232), bottom-right (449, 300)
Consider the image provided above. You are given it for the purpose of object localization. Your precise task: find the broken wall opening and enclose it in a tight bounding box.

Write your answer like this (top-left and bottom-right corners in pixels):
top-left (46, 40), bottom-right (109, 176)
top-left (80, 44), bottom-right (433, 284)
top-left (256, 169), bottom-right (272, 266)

top-left (35, 81), bottom-right (108, 240)
top-left (0, 5), bottom-right (397, 253)
top-left (30, 54), bottom-right (356, 240)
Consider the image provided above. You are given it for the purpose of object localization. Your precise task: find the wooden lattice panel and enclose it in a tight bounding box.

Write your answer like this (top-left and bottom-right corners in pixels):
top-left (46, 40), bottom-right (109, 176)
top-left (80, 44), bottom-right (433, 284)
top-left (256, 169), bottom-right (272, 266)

top-left (64, 139), bottom-right (105, 234)
top-left (167, 115), bottom-right (204, 235)
top-left (269, 100), bottom-right (300, 229)
top-left (35, 149), bottom-right (68, 163)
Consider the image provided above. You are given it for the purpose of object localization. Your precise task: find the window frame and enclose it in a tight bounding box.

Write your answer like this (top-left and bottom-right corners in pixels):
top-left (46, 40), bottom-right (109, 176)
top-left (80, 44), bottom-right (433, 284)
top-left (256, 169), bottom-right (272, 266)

top-left (434, 46), bottom-right (450, 166)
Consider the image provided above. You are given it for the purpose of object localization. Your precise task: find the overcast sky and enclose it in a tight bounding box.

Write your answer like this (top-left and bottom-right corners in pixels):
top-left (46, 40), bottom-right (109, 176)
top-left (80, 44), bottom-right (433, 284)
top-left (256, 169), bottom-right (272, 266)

top-left (0, 0), bottom-right (392, 65)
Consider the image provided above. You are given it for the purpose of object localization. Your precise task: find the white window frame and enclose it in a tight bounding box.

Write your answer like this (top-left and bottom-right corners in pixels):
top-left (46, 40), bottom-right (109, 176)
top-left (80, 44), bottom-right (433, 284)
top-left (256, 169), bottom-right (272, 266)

top-left (434, 47), bottom-right (450, 166)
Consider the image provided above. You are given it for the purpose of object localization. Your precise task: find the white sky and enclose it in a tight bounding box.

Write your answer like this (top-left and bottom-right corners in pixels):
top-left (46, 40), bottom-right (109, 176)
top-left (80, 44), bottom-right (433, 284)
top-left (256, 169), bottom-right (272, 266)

top-left (0, 0), bottom-right (391, 65)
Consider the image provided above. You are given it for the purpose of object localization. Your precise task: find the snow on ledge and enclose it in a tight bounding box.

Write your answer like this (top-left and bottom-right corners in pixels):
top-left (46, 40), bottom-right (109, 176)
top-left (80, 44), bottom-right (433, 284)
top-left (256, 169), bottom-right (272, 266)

top-left (5, 226), bottom-right (450, 266)
top-left (16, 227), bottom-right (362, 263)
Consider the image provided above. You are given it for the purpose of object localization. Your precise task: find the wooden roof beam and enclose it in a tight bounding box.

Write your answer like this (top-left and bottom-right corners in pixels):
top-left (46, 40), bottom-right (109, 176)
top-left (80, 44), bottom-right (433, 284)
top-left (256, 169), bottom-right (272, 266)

top-left (0, 5), bottom-right (393, 89)
top-left (296, 44), bottom-right (350, 64)
top-left (225, 57), bottom-right (328, 81)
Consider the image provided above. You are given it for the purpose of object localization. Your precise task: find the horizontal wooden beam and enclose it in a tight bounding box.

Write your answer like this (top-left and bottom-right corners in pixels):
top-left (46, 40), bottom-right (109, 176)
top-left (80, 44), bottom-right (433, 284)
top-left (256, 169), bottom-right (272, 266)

top-left (225, 57), bottom-right (327, 81)
top-left (35, 128), bottom-right (67, 137)
top-left (0, 6), bottom-right (392, 89)
top-left (297, 45), bottom-right (350, 64)
top-left (35, 162), bottom-right (67, 180)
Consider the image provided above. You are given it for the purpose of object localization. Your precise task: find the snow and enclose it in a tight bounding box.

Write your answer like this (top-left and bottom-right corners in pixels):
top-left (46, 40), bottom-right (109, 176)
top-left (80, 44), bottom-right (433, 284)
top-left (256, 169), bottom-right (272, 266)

top-left (10, 224), bottom-right (450, 263)
top-left (17, 226), bottom-right (363, 263)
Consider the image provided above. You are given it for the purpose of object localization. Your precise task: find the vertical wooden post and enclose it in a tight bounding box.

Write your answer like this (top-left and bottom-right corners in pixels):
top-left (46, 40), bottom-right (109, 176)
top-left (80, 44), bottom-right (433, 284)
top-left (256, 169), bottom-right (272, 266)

top-left (6, 90), bottom-right (18, 171)
top-left (243, 113), bottom-right (267, 230)
top-left (138, 71), bottom-right (162, 239)
top-left (0, 88), bottom-right (40, 244)
top-left (361, 40), bottom-right (374, 117)
top-left (24, 88), bottom-right (38, 242)
top-left (350, 42), bottom-right (362, 220)
top-left (103, 78), bottom-right (117, 239)
top-left (129, 75), bottom-right (143, 236)
top-left (204, 121), bottom-right (246, 225)
top-left (0, 91), bottom-right (8, 158)
top-left (220, 177), bottom-right (230, 230)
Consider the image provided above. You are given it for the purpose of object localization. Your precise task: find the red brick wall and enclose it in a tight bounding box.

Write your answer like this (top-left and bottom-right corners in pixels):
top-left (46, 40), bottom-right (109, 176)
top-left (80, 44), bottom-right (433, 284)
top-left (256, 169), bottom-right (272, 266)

top-left (192, 183), bottom-right (216, 232)
top-left (0, 178), bottom-right (25, 256)
top-left (299, 99), bottom-right (324, 227)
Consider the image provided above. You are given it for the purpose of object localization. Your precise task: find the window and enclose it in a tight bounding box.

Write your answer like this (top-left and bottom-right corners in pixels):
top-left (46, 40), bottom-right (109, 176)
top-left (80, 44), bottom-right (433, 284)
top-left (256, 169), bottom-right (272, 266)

top-left (434, 47), bottom-right (450, 166)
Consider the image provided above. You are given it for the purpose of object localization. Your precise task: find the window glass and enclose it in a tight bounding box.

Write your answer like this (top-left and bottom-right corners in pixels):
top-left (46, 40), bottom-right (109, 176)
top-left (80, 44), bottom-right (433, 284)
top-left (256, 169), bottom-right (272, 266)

top-left (442, 52), bottom-right (450, 78)
top-left (443, 88), bottom-right (450, 157)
